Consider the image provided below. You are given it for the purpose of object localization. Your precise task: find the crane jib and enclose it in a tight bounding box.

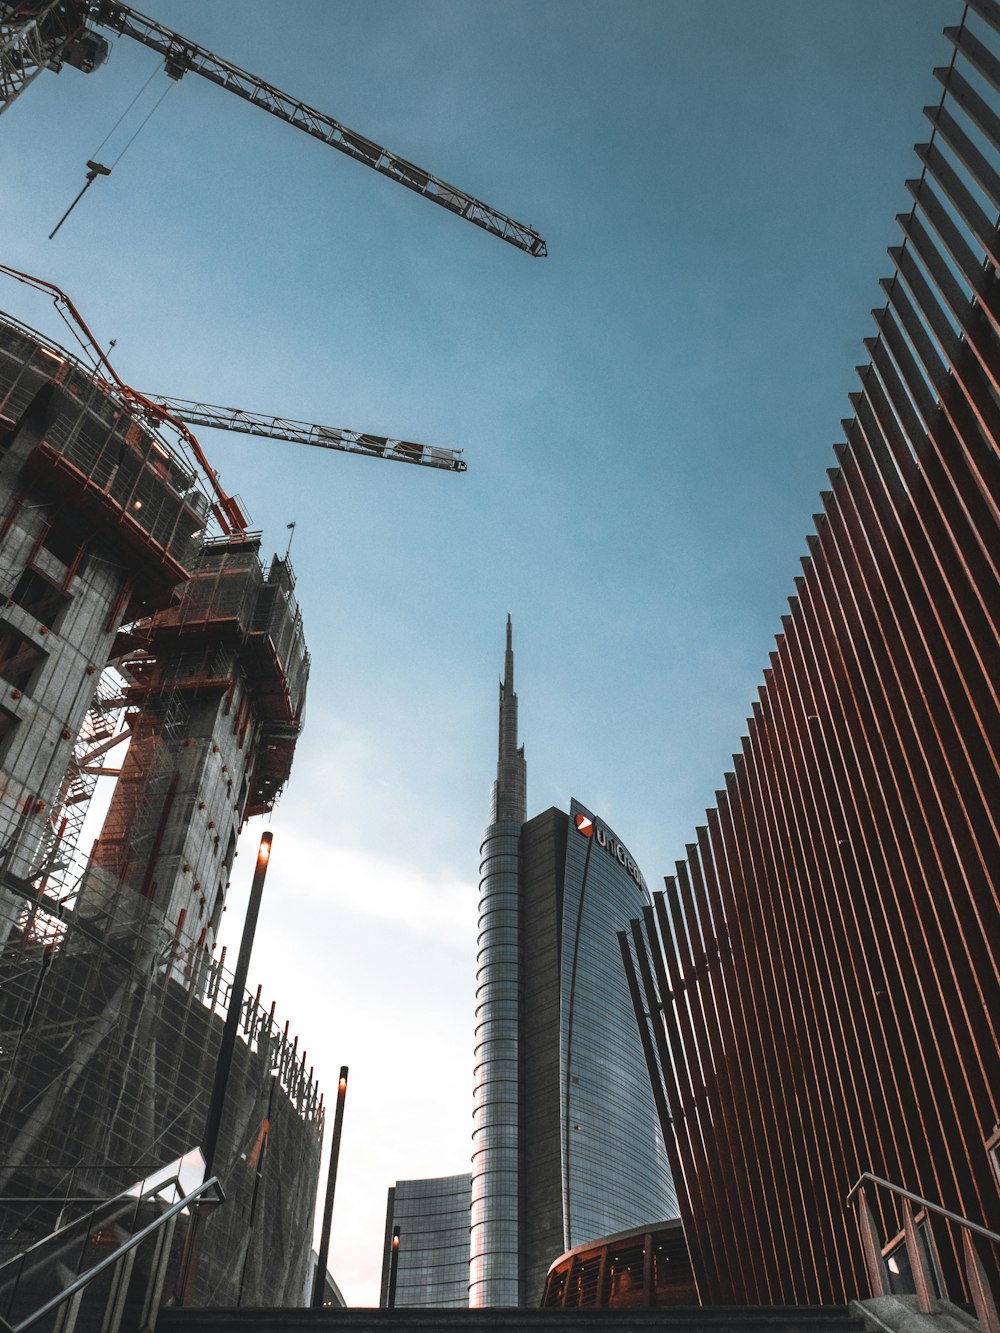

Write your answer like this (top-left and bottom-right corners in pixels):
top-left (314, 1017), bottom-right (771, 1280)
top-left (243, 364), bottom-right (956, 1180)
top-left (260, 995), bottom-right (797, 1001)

top-left (143, 398), bottom-right (468, 474)
top-left (91, 1), bottom-right (547, 257)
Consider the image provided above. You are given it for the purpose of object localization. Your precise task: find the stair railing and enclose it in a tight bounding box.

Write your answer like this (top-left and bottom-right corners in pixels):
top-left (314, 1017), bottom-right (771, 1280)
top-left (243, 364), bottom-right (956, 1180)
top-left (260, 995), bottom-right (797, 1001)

top-left (0, 1173), bottom-right (224, 1333)
top-left (846, 1172), bottom-right (999, 1333)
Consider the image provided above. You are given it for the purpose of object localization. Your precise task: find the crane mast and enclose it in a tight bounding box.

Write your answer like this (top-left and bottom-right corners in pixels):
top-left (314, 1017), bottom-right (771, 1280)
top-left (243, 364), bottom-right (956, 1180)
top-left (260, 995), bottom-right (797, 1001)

top-left (0, 0), bottom-right (103, 109)
top-left (1, 0), bottom-right (547, 257)
top-left (141, 397), bottom-right (468, 473)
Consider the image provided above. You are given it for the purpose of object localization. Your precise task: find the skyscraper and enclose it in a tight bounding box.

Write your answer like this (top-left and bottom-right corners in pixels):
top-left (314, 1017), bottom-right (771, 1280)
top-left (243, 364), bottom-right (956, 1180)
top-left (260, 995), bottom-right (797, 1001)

top-left (470, 619), bottom-right (675, 1308)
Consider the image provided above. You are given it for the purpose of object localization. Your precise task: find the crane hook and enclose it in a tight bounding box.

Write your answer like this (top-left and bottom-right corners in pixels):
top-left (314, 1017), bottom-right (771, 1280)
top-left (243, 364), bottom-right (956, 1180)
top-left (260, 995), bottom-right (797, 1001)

top-left (48, 160), bottom-right (112, 240)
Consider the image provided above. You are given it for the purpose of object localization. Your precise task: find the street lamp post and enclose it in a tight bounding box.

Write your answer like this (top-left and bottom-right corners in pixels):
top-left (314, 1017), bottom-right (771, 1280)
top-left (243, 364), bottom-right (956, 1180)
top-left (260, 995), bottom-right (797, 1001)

top-left (203, 832), bottom-right (273, 1178)
top-left (311, 1065), bottom-right (349, 1307)
top-left (387, 1227), bottom-right (401, 1309)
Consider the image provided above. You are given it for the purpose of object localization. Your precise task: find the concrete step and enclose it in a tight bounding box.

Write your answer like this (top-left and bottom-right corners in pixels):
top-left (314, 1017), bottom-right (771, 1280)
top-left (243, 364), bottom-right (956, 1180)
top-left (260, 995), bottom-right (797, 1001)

top-left (161, 1304), bottom-right (867, 1333)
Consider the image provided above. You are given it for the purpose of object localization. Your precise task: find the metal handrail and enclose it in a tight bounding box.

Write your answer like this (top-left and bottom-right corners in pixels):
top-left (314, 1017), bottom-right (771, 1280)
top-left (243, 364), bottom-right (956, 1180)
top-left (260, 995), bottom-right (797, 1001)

top-left (0, 1174), bottom-right (225, 1333)
top-left (847, 1170), bottom-right (999, 1333)
top-left (0, 1172), bottom-right (190, 1281)
top-left (847, 1172), bottom-right (1000, 1245)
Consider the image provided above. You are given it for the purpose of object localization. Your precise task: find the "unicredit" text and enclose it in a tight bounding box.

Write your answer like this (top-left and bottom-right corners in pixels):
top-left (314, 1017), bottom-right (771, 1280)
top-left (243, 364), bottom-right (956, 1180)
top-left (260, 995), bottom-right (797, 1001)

top-left (594, 825), bottom-right (647, 892)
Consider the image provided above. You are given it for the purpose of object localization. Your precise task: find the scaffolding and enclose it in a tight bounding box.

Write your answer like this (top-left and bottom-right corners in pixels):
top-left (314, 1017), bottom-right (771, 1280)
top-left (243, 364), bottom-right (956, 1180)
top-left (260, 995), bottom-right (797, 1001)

top-left (0, 877), bottom-right (323, 1306)
top-left (35, 667), bottom-right (129, 910)
top-left (87, 664), bottom-right (189, 894)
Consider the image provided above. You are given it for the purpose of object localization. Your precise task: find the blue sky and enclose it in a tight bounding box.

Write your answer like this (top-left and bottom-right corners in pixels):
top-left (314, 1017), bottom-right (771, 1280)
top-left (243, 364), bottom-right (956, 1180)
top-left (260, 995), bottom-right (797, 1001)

top-left (1, 0), bottom-right (957, 1304)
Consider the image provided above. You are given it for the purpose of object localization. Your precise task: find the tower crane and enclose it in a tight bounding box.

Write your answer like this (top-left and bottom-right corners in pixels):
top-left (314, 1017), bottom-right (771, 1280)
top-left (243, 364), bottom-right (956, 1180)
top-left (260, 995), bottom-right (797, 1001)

top-left (1, 263), bottom-right (465, 540)
top-left (0, 0), bottom-right (547, 257)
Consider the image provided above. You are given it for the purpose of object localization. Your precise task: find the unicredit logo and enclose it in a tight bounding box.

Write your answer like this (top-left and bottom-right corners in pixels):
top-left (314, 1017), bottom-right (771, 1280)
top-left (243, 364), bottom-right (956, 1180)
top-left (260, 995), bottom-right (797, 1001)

top-left (574, 808), bottom-right (647, 891)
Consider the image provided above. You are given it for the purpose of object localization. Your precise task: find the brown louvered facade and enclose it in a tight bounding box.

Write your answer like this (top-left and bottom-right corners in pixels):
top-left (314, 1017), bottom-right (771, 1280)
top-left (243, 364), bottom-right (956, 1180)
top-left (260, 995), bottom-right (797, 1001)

top-left (620, 0), bottom-right (999, 1310)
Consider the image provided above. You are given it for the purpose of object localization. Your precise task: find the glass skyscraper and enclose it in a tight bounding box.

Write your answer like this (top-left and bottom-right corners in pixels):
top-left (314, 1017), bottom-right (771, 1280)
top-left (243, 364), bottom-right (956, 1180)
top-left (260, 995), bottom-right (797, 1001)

top-left (470, 621), bottom-right (676, 1308)
top-left (380, 1174), bottom-right (472, 1308)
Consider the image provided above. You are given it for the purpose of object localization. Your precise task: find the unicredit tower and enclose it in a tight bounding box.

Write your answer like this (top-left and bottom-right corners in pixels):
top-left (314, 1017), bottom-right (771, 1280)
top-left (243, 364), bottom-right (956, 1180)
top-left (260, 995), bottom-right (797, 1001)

top-left (470, 619), bottom-right (676, 1307)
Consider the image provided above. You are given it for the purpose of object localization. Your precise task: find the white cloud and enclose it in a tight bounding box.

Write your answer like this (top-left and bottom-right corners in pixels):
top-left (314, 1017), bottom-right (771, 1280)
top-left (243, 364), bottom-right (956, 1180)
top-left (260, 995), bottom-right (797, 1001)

top-left (262, 830), bottom-right (478, 952)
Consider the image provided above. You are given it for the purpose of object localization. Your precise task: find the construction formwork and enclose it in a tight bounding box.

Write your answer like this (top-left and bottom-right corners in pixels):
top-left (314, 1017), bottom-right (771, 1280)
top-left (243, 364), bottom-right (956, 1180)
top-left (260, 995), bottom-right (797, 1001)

top-left (128, 536), bottom-right (309, 814)
top-left (0, 311), bottom-right (207, 913)
top-left (0, 313), bottom-right (209, 587)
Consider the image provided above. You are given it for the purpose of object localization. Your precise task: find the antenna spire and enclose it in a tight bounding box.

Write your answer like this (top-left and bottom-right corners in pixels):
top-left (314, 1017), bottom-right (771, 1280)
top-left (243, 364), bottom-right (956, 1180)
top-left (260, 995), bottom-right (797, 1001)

top-left (491, 616), bottom-right (526, 824)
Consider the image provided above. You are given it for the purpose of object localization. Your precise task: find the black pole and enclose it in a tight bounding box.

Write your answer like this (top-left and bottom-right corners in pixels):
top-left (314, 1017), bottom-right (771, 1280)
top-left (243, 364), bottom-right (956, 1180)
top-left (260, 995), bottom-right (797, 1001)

top-left (203, 832), bottom-right (272, 1178)
top-left (311, 1065), bottom-right (349, 1307)
top-left (387, 1227), bottom-right (400, 1309)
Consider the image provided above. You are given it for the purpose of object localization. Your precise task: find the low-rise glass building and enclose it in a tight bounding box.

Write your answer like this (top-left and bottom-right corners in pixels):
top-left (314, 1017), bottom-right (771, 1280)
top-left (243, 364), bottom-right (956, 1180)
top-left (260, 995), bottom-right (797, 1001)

top-left (380, 1174), bottom-right (472, 1308)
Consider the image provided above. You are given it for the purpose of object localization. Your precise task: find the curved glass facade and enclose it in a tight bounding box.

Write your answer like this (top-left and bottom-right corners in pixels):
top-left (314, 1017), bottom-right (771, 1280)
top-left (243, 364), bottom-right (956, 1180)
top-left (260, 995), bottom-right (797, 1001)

top-left (473, 800), bottom-right (677, 1307)
top-left (560, 800), bottom-right (676, 1248)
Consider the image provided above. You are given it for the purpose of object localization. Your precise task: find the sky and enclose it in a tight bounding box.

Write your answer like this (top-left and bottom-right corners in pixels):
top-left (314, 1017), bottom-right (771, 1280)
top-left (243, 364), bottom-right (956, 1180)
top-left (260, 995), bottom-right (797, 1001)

top-left (0, 0), bottom-right (961, 1306)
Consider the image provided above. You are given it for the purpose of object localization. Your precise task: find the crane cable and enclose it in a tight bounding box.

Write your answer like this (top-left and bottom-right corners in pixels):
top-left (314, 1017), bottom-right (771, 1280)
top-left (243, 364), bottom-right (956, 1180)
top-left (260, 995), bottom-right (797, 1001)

top-left (90, 61), bottom-right (160, 160)
top-left (49, 66), bottom-right (174, 239)
top-left (101, 72), bottom-right (174, 170)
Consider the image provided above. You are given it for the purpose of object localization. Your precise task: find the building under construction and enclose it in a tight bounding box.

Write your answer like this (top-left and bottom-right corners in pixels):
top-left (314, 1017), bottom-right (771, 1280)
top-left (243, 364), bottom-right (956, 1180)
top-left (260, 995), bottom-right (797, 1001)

top-left (0, 305), bottom-right (322, 1306)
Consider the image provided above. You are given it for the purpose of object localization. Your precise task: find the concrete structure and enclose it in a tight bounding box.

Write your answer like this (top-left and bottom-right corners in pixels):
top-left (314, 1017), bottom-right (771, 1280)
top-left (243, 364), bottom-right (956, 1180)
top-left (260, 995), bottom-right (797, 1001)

top-left (0, 309), bottom-right (321, 1307)
top-left (380, 1174), bottom-right (473, 1308)
top-left (470, 620), bottom-right (675, 1308)
top-left (85, 533), bottom-right (308, 960)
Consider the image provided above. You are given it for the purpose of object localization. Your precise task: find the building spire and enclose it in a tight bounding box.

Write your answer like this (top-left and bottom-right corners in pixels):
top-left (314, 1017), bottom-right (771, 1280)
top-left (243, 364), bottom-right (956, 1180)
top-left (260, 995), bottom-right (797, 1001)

top-left (490, 614), bottom-right (526, 824)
